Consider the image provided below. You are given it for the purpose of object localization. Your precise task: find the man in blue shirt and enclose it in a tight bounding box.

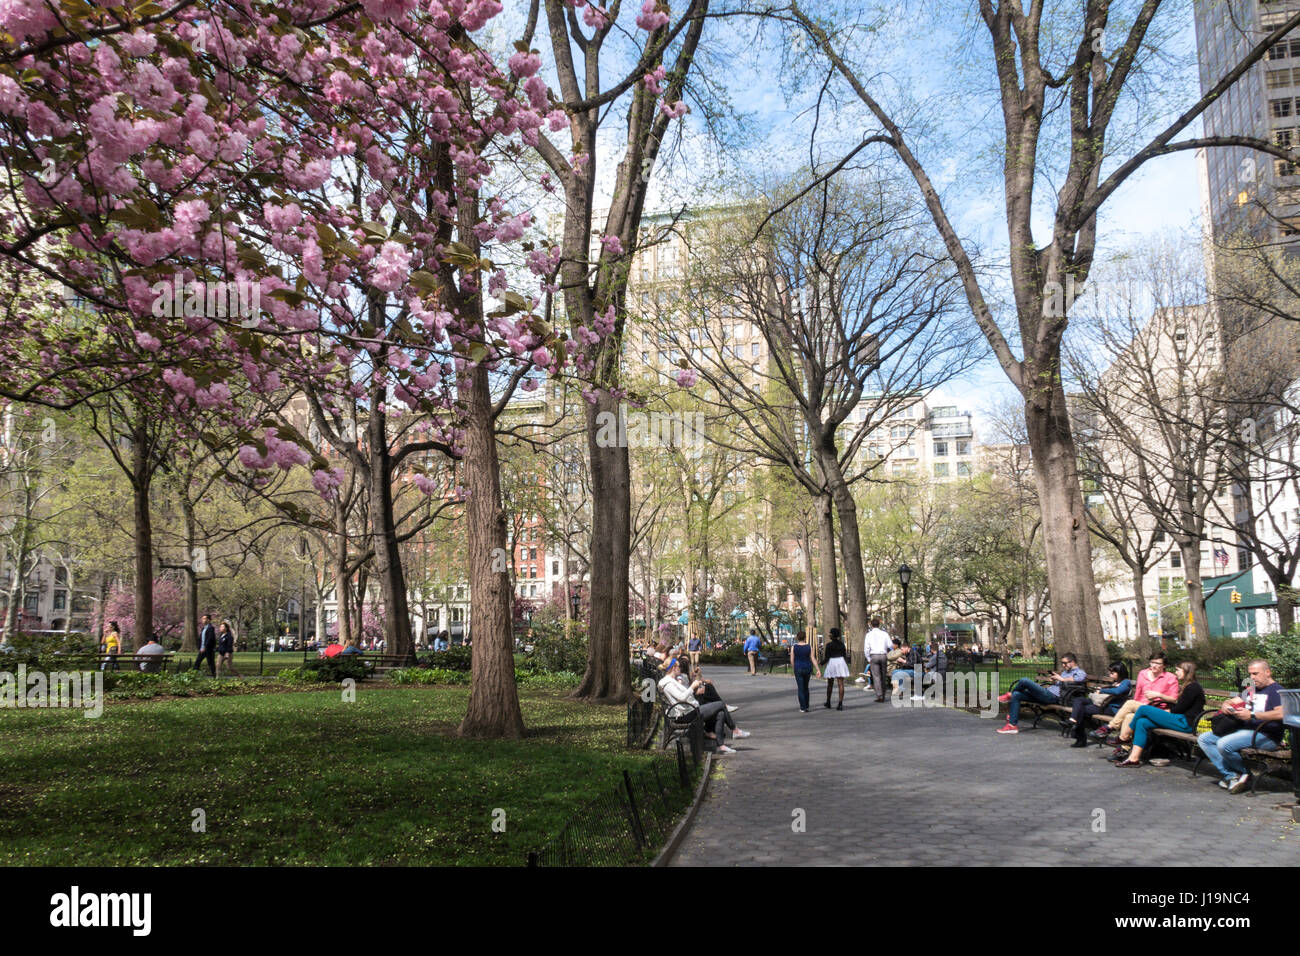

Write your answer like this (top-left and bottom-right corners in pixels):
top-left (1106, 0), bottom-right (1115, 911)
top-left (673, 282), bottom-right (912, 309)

top-left (995, 653), bottom-right (1087, 734)
top-left (743, 630), bottom-right (761, 675)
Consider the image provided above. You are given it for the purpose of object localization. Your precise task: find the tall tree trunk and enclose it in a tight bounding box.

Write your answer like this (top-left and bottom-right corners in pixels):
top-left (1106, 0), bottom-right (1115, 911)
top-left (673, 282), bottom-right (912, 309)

top-left (1024, 385), bottom-right (1106, 674)
top-left (458, 361), bottom-right (524, 738)
top-left (1275, 577), bottom-right (1296, 635)
top-left (333, 494), bottom-right (352, 647)
top-left (180, 497), bottom-right (198, 653)
top-left (800, 517), bottom-right (817, 646)
top-left (1133, 566), bottom-right (1152, 646)
top-left (821, 451), bottom-right (868, 676)
top-left (366, 403), bottom-right (413, 662)
top-left (131, 424), bottom-right (153, 652)
top-left (95, 573), bottom-right (109, 643)
top-left (572, 391), bottom-right (633, 705)
top-left (815, 490), bottom-right (840, 638)
top-left (1179, 540), bottom-right (1211, 649)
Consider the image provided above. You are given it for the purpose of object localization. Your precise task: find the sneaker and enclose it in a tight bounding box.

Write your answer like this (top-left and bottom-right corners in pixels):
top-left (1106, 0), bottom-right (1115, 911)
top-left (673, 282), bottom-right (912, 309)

top-left (854, 676), bottom-right (866, 684)
top-left (732, 729), bottom-right (751, 739)
top-left (800, 709), bottom-right (809, 713)
top-left (1092, 727), bottom-right (1111, 739)
top-left (1228, 773), bottom-right (1252, 794)
top-left (997, 692), bottom-right (1012, 703)
top-left (715, 745), bottom-right (737, 755)
top-left (996, 723), bottom-right (1019, 734)
top-left (726, 705), bottom-right (739, 713)
top-left (1218, 777), bottom-right (1235, 790)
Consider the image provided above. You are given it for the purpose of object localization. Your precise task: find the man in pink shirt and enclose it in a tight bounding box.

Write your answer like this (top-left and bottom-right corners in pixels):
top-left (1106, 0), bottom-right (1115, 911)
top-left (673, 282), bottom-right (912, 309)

top-left (1095, 654), bottom-right (1179, 740)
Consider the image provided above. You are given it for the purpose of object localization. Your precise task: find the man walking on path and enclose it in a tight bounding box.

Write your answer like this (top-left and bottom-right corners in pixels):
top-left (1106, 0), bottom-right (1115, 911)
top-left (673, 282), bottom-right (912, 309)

top-left (743, 629), bottom-right (762, 675)
top-left (194, 614), bottom-right (217, 677)
top-left (864, 618), bottom-right (893, 702)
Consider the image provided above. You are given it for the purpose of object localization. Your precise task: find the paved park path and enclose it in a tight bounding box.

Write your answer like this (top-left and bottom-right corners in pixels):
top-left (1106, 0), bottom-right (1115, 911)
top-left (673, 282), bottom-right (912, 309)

top-left (670, 666), bottom-right (1299, 866)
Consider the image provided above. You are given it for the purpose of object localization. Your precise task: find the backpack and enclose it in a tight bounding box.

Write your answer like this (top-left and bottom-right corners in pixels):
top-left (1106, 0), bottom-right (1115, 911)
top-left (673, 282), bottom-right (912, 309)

top-left (1058, 683), bottom-right (1089, 707)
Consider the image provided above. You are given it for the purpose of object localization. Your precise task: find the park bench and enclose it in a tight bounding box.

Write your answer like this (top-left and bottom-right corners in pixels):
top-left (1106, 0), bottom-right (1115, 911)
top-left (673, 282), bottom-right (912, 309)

top-left (355, 653), bottom-right (412, 676)
top-left (764, 650), bottom-right (790, 674)
top-left (1013, 672), bottom-right (1097, 731)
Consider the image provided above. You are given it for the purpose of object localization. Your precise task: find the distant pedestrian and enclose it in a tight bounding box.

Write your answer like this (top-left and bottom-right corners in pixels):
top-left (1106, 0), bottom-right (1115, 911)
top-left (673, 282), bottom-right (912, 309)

top-left (743, 629), bottom-right (761, 675)
top-left (216, 621), bottom-right (240, 677)
top-left (823, 627), bottom-right (849, 710)
top-left (790, 631), bottom-right (821, 713)
top-left (100, 621), bottom-right (122, 671)
top-left (194, 614), bottom-right (217, 677)
top-left (688, 629), bottom-right (702, 670)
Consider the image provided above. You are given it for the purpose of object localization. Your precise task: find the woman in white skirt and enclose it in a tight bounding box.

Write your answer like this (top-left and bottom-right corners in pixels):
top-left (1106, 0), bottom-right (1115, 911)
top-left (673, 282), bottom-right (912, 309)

top-left (823, 627), bottom-right (850, 710)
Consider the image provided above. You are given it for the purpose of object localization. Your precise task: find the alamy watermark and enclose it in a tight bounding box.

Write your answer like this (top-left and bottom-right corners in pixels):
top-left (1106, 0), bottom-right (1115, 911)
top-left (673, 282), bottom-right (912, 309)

top-left (150, 274), bottom-right (261, 326)
top-left (889, 669), bottom-right (1000, 717)
top-left (0, 664), bottom-right (103, 718)
top-left (594, 405), bottom-right (706, 456)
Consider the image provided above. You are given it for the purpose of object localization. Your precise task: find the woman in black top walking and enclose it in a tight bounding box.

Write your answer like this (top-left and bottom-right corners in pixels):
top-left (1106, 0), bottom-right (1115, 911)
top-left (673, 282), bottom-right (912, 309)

top-left (1115, 661), bottom-right (1204, 767)
top-left (823, 627), bottom-right (849, 710)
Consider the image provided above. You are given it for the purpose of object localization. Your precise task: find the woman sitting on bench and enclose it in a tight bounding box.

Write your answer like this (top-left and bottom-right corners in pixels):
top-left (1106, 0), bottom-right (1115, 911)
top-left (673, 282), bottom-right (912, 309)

top-left (1114, 661), bottom-right (1204, 767)
top-left (657, 658), bottom-right (749, 755)
top-left (1067, 662), bottom-right (1131, 748)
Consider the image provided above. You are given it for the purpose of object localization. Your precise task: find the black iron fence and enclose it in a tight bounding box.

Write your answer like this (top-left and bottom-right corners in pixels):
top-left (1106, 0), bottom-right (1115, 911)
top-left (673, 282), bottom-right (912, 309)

top-left (526, 731), bottom-right (704, 867)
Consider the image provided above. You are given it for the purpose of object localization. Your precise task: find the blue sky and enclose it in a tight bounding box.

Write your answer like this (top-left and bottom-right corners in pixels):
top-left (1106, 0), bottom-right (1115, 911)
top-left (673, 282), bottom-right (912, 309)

top-left (504, 1), bottom-right (1213, 439)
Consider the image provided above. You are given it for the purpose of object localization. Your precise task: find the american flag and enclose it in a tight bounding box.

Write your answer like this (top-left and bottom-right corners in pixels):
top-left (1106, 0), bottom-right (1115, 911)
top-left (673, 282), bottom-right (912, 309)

top-left (1214, 547), bottom-right (1229, 567)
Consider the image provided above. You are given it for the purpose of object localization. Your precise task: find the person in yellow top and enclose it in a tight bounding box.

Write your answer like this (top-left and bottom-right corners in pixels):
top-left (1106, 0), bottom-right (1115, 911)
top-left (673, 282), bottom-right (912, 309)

top-left (101, 621), bottom-right (122, 671)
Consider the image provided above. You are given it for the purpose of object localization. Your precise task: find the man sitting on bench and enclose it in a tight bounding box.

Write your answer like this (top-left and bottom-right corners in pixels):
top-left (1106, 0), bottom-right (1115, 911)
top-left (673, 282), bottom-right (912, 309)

top-left (1197, 659), bottom-right (1285, 794)
top-left (657, 658), bottom-right (748, 755)
top-left (995, 653), bottom-right (1087, 734)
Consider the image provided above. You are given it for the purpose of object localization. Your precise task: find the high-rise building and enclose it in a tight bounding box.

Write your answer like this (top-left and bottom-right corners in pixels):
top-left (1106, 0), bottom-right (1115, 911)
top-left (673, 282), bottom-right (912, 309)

top-left (1195, 0), bottom-right (1300, 243)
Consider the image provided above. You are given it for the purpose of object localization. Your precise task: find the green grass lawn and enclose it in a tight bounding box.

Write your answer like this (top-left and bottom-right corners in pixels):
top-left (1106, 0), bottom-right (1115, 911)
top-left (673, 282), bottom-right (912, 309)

top-left (0, 685), bottom-right (685, 866)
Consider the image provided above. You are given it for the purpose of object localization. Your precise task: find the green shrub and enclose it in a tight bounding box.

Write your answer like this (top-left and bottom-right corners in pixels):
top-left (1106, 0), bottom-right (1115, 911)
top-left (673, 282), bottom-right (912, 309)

top-left (102, 671), bottom-right (264, 700)
top-left (388, 667), bottom-right (469, 685)
top-left (519, 620), bottom-right (588, 674)
top-left (696, 644), bottom-right (747, 666)
top-left (416, 645), bottom-right (473, 671)
top-left (1214, 631), bottom-right (1300, 689)
top-left (516, 670), bottom-right (581, 689)
top-left (297, 656), bottom-right (370, 683)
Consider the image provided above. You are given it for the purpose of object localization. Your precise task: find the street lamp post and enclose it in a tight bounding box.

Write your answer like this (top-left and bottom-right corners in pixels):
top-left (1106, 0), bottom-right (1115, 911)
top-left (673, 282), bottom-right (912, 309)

top-left (898, 563), bottom-right (912, 647)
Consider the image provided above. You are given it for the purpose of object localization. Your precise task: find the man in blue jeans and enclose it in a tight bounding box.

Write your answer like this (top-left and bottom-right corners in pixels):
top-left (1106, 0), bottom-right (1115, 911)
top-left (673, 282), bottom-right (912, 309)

top-left (1198, 659), bottom-right (1286, 793)
top-left (995, 653), bottom-right (1087, 734)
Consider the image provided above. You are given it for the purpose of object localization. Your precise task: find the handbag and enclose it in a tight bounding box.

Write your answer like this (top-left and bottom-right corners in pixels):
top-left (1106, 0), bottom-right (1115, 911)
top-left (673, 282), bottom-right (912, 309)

top-left (1088, 691), bottom-right (1108, 708)
top-left (1210, 712), bottom-right (1246, 737)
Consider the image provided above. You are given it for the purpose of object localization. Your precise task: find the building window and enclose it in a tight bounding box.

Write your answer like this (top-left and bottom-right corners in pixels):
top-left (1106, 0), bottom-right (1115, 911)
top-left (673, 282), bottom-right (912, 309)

top-left (955, 440), bottom-right (972, 456)
top-left (53, 591), bottom-right (66, 611)
top-left (1276, 128), bottom-right (1294, 148)
top-left (23, 594), bottom-right (37, 613)
top-left (552, 561), bottom-right (559, 576)
top-left (1270, 40), bottom-right (1289, 60)
top-left (933, 441), bottom-right (948, 457)
top-left (1273, 97), bottom-right (1294, 118)
top-left (956, 461), bottom-right (972, 476)
top-left (55, 567), bottom-right (68, 586)
top-left (890, 425), bottom-right (910, 439)
top-left (1171, 551), bottom-right (1182, 569)
top-left (1267, 69), bottom-right (1292, 89)
top-left (934, 462), bottom-right (949, 477)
